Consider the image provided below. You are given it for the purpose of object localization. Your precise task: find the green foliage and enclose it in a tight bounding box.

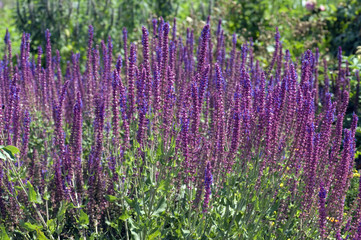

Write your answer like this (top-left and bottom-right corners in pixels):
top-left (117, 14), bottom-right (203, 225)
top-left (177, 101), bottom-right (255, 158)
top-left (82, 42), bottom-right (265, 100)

top-left (6, 0), bottom-right (356, 63)
top-left (13, 0), bottom-right (185, 60)
top-left (221, 0), bottom-right (269, 40)
top-left (27, 181), bottom-right (43, 204)
top-left (326, 0), bottom-right (361, 56)
top-left (0, 145), bottom-right (20, 160)
top-left (0, 225), bottom-right (10, 240)
top-left (13, 0), bottom-right (143, 59)
top-left (0, 4), bottom-right (21, 53)
top-left (0, 137), bottom-right (323, 239)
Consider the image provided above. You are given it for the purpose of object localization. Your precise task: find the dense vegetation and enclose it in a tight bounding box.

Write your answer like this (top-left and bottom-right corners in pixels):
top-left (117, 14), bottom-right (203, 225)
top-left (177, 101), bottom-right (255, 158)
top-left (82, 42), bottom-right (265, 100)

top-left (0, 0), bottom-right (361, 239)
top-left (0, 16), bottom-right (360, 239)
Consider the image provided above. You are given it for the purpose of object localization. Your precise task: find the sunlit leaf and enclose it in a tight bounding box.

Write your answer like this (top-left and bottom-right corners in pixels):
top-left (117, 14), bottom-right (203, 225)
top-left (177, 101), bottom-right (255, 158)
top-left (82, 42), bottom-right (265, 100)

top-left (79, 209), bottom-right (89, 225)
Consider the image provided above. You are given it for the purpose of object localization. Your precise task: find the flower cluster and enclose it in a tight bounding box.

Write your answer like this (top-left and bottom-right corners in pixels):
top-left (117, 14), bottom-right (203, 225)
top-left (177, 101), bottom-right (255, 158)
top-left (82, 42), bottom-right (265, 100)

top-left (0, 17), bottom-right (358, 238)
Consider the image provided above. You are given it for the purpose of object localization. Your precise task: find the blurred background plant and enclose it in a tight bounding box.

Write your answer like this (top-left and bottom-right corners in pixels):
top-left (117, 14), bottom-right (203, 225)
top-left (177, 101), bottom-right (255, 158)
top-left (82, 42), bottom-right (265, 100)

top-left (326, 0), bottom-right (361, 57)
top-left (0, 0), bottom-right (21, 53)
top-left (13, 0), bottom-right (151, 59)
top-left (0, 0), bottom-right (355, 59)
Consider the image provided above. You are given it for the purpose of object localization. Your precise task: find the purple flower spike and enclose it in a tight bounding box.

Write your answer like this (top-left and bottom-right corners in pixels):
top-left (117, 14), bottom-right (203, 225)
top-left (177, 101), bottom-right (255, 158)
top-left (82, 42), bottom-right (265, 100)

top-left (162, 67), bottom-right (175, 142)
top-left (152, 18), bottom-right (157, 37)
top-left (4, 28), bottom-right (10, 44)
top-left (319, 182), bottom-right (327, 240)
top-left (142, 26), bottom-right (152, 104)
top-left (266, 27), bottom-right (281, 79)
top-left (21, 110), bottom-right (31, 161)
top-left (172, 17), bottom-right (177, 41)
top-left (112, 70), bottom-right (120, 149)
top-left (153, 63), bottom-right (161, 114)
top-left (203, 161), bottom-right (213, 213)
top-left (137, 68), bottom-right (147, 146)
top-left (197, 24), bottom-right (210, 79)
top-left (45, 29), bottom-right (55, 103)
top-left (161, 22), bottom-right (170, 88)
top-left (69, 92), bottom-right (83, 195)
top-left (123, 27), bottom-right (128, 80)
top-left (128, 43), bottom-right (137, 119)
top-left (11, 79), bottom-right (20, 147)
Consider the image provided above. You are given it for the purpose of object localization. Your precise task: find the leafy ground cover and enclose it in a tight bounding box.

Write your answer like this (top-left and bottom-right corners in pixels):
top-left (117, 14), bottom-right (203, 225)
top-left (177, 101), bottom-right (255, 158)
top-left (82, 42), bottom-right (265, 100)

top-left (0, 16), bottom-right (360, 239)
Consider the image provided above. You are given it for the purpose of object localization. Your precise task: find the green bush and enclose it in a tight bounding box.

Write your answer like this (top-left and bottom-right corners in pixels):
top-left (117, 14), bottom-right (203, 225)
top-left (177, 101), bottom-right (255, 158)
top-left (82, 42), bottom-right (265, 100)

top-left (326, 0), bottom-right (361, 56)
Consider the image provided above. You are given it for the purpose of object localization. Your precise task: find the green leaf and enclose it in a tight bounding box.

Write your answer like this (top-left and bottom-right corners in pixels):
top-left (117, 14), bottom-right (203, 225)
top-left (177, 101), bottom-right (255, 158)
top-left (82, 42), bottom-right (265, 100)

top-left (0, 225), bottom-right (10, 240)
top-left (79, 209), bottom-right (89, 225)
top-left (131, 231), bottom-right (140, 240)
top-left (152, 197), bottom-right (167, 217)
top-left (125, 196), bottom-right (134, 207)
top-left (47, 219), bottom-right (56, 234)
top-left (56, 201), bottom-right (68, 222)
top-left (128, 218), bottom-right (140, 240)
top-left (147, 229), bottom-right (161, 240)
top-left (106, 195), bottom-right (118, 202)
top-left (119, 211), bottom-right (130, 221)
top-left (157, 180), bottom-right (166, 191)
top-left (105, 220), bottom-right (118, 229)
top-left (36, 229), bottom-right (49, 240)
top-left (27, 182), bottom-right (36, 202)
top-left (0, 151), bottom-right (7, 161)
top-left (0, 149), bottom-right (12, 160)
top-left (43, 191), bottom-right (50, 201)
top-left (145, 171), bottom-right (154, 186)
top-left (5, 145), bottom-right (20, 155)
top-left (181, 229), bottom-right (190, 235)
top-left (27, 181), bottom-right (42, 204)
top-left (22, 221), bottom-right (42, 231)
top-left (156, 137), bottom-right (163, 157)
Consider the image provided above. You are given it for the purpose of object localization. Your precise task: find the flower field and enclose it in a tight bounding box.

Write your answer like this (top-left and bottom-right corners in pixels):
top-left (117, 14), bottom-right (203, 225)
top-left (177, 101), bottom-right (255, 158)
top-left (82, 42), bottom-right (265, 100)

top-left (0, 16), bottom-right (360, 239)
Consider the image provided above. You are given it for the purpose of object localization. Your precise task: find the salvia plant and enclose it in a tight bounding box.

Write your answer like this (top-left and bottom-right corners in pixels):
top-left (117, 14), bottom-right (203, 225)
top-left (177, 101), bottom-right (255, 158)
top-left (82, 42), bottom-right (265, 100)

top-left (0, 17), bottom-right (360, 240)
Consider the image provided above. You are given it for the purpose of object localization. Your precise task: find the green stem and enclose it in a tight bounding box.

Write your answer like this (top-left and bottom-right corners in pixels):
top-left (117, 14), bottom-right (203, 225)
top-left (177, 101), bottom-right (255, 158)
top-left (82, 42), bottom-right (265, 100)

top-left (187, 184), bottom-right (193, 234)
top-left (4, 152), bottom-right (55, 240)
top-left (119, 170), bottom-right (130, 240)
